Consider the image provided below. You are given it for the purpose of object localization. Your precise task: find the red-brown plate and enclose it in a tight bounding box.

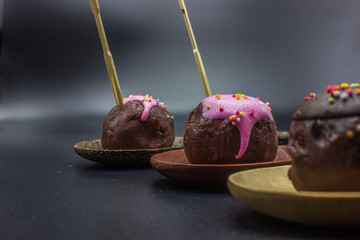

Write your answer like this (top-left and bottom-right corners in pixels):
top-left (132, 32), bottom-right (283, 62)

top-left (151, 145), bottom-right (291, 186)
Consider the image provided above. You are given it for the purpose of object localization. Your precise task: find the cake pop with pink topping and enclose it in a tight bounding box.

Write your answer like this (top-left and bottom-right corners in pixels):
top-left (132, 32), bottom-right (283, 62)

top-left (184, 93), bottom-right (278, 164)
top-left (102, 94), bottom-right (175, 150)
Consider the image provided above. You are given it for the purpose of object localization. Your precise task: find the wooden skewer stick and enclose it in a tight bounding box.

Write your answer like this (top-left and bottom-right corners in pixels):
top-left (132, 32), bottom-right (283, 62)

top-left (90, 0), bottom-right (124, 106)
top-left (179, 0), bottom-right (212, 97)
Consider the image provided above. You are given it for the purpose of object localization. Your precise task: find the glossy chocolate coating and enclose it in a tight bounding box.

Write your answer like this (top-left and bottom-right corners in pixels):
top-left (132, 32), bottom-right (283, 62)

top-left (102, 102), bottom-right (175, 150)
top-left (183, 104), bottom-right (278, 164)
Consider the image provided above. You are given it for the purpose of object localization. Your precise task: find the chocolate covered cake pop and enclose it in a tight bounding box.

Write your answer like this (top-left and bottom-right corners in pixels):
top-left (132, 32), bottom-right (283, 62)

top-left (102, 94), bottom-right (175, 150)
top-left (184, 93), bottom-right (278, 164)
top-left (288, 83), bottom-right (360, 191)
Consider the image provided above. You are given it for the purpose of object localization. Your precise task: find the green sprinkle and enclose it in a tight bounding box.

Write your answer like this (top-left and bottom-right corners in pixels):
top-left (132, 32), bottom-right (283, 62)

top-left (306, 123), bottom-right (310, 128)
top-left (328, 97), bottom-right (334, 104)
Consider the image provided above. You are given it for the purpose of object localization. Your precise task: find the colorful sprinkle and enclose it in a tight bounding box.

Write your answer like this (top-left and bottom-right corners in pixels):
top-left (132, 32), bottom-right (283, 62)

top-left (356, 124), bottom-right (360, 133)
top-left (239, 112), bottom-right (244, 117)
top-left (332, 90), bottom-right (340, 98)
top-left (206, 104), bottom-right (210, 109)
top-left (304, 97), bottom-right (310, 101)
top-left (250, 110), bottom-right (255, 117)
top-left (328, 97), bottom-right (334, 104)
top-left (357, 89), bottom-right (360, 95)
top-left (340, 92), bottom-right (348, 101)
top-left (347, 130), bottom-right (355, 139)
top-left (326, 85), bottom-right (333, 93)
top-left (348, 90), bottom-right (353, 96)
top-left (341, 83), bottom-right (350, 89)
top-left (219, 107), bottom-right (224, 112)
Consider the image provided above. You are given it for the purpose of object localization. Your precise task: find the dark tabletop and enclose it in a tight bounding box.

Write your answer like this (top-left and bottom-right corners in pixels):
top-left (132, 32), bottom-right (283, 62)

top-left (0, 114), bottom-right (358, 240)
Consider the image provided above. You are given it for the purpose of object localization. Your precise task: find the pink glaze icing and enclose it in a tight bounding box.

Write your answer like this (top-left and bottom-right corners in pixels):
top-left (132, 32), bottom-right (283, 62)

top-left (202, 94), bottom-right (273, 159)
top-left (123, 94), bottom-right (166, 121)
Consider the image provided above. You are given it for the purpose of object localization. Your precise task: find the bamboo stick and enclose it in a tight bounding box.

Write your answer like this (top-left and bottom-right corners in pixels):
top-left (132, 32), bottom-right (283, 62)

top-left (90, 0), bottom-right (124, 106)
top-left (179, 0), bottom-right (212, 97)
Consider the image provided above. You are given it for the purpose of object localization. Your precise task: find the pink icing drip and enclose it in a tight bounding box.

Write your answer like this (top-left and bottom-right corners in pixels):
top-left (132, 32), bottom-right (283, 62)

top-left (202, 94), bottom-right (273, 159)
top-left (123, 95), bottom-right (165, 121)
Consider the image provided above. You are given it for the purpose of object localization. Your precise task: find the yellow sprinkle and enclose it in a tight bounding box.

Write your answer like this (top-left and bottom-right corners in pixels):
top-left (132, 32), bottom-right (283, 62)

top-left (341, 83), bottom-right (350, 89)
top-left (229, 116), bottom-right (233, 121)
top-left (347, 131), bottom-right (355, 139)
top-left (206, 105), bottom-right (210, 109)
top-left (124, 98), bottom-right (127, 101)
top-left (239, 112), bottom-right (243, 117)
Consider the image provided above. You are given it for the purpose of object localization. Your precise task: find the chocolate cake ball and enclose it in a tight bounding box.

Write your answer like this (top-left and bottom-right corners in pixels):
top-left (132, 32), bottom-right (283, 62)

top-left (184, 94), bottom-right (278, 164)
top-left (288, 83), bottom-right (360, 191)
top-left (102, 94), bottom-right (175, 150)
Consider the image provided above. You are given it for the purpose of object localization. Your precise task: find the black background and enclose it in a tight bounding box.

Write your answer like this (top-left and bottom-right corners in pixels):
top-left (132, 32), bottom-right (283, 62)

top-left (1, 0), bottom-right (360, 239)
top-left (2, 0), bottom-right (360, 119)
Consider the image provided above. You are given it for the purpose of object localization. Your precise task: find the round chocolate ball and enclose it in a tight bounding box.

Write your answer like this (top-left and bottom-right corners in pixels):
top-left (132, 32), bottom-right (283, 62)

top-left (183, 95), bottom-right (278, 164)
top-left (102, 101), bottom-right (175, 150)
top-left (288, 84), bottom-right (360, 191)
